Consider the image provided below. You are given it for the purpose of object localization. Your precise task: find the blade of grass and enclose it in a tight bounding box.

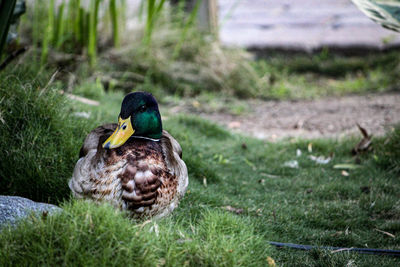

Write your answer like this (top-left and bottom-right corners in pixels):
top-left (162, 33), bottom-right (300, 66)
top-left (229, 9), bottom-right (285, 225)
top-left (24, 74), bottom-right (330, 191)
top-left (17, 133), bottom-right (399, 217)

top-left (109, 0), bottom-right (119, 47)
top-left (144, 0), bottom-right (156, 46)
top-left (32, 0), bottom-right (43, 57)
top-left (54, 1), bottom-right (66, 49)
top-left (119, 0), bottom-right (127, 33)
top-left (71, 0), bottom-right (82, 45)
top-left (41, 0), bottom-right (55, 66)
top-left (88, 0), bottom-right (100, 67)
top-left (144, 0), bottom-right (166, 47)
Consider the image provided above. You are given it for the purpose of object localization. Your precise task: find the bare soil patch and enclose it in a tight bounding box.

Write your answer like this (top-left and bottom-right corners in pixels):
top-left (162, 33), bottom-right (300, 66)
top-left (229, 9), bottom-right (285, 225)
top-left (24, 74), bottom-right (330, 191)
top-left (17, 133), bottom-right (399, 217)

top-left (170, 93), bottom-right (400, 141)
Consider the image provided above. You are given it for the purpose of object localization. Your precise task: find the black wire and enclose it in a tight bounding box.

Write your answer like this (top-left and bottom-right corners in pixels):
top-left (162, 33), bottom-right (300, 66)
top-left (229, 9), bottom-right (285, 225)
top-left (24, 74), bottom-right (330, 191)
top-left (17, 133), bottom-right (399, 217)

top-left (269, 241), bottom-right (400, 257)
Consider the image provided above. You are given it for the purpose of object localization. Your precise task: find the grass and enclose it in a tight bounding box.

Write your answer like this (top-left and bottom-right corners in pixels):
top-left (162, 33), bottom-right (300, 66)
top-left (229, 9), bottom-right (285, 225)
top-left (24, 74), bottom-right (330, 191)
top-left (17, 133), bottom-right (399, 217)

top-left (376, 124), bottom-right (400, 174)
top-left (18, 1), bottom-right (400, 102)
top-left (72, 43), bottom-right (400, 107)
top-left (0, 201), bottom-right (269, 266)
top-left (0, 65), bottom-right (399, 266)
top-left (252, 50), bottom-right (400, 99)
top-left (26, 0), bottom-right (125, 66)
top-left (0, 64), bottom-right (92, 203)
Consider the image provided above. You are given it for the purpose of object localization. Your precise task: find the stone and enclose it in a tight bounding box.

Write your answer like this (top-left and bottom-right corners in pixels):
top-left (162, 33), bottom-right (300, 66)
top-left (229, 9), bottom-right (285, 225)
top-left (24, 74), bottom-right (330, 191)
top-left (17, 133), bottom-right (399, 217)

top-left (0, 195), bottom-right (62, 228)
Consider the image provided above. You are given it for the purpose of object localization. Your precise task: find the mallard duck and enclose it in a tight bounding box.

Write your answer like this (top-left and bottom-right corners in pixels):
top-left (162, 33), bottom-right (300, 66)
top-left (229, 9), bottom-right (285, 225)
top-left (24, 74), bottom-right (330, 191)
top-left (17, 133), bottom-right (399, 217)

top-left (69, 92), bottom-right (188, 219)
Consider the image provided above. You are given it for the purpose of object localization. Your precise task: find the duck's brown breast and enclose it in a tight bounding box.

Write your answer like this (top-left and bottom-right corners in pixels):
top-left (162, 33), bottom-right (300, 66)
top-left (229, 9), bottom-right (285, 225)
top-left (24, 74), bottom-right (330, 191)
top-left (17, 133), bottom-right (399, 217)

top-left (105, 138), bottom-right (178, 218)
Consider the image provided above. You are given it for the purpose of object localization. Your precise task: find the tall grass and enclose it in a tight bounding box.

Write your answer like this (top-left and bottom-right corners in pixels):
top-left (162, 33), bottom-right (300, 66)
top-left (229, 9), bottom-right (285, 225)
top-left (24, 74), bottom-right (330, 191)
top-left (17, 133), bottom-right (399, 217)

top-left (109, 0), bottom-right (119, 47)
top-left (172, 0), bottom-right (202, 57)
top-left (144, 0), bottom-right (166, 46)
top-left (31, 0), bottom-right (125, 67)
top-left (40, 0), bottom-right (54, 65)
top-left (88, 0), bottom-right (101, 66)
top-left (54, 1), bottom-right (66, 49)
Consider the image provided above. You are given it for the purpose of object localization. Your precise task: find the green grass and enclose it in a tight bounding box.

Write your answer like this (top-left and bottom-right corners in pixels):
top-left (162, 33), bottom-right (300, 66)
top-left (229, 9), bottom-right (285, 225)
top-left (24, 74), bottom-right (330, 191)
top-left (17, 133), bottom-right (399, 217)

top-left (375, 124), bottom-right (400, 174)
top-left (20, 1), bottom-right (400, 101)
top-left (0, 201), bottom-right (269, 266)
top-left (1, 67), bottom-right (399, 266)
top-left (76, 44), bottom-right (400, 104)
top-left (252, 50), bottom-right (400, 99)
top-left (0, 65), bottom-right (93, 203)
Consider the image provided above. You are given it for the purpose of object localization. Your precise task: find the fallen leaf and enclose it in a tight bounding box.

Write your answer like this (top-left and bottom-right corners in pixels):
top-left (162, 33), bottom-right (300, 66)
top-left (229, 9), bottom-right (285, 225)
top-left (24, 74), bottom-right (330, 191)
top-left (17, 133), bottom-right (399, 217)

top-left (228, 121), bottom-right (241, 129)
top-left (341, 170), bottom-right (349, 176)
top-left (309, 155), bottom-right (331, 164)
top-left (283, 160), bottom-right (299, 168)
top-left (203, 177), bottom-right (207, 187)
top-left (308, 143), bottom-right (313, 153)
top-left (244, 158), bottom-right (256, 170)
top-left (334, 164), bottom-right (360, 170)
top-left (223, 205), bottom-right (244, 214)
top-left (267, 256), bottom-right (276, 267)
top-left (294, 120), bottom-right (304, 129)
top-left (260, 173), bottom-right (281, 179)
top-left (177, 238), bottom-right (193, 244)
top-left (72, 111), bottom-right (91, 119)
top-left (352, 123), bottom-right (372, 155)
top-left (192, 100), bottom-right (200, 108)
top-left (330, 231), bottom-right (343, 237)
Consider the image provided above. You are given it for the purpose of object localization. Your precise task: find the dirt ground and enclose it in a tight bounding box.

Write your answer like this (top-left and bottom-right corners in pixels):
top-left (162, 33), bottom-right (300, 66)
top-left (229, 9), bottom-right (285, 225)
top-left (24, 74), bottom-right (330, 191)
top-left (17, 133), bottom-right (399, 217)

top-left (172, 93), bottom-right (400, 141)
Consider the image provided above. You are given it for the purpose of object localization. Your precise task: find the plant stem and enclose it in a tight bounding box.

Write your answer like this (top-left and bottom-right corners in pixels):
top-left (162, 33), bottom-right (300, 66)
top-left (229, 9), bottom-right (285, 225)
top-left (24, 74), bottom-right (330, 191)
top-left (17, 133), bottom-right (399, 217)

top-left (88, 0), bottom-right (100, 67)
top-left (41, 0), bottom-right (55, 66)
top-left (54, 1), bottom-right (66, 49)
top-left (109, 0), bottom-right (119, 47)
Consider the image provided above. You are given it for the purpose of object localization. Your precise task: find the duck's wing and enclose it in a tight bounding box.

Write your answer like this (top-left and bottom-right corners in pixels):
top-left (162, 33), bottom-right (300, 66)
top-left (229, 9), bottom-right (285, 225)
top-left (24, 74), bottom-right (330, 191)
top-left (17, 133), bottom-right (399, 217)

top-left (160, 130), bottom-right (189, 198)
top-left (71, 124), bottom-right (118, 199)
top-left (79, 123), bottom-right (117, 158)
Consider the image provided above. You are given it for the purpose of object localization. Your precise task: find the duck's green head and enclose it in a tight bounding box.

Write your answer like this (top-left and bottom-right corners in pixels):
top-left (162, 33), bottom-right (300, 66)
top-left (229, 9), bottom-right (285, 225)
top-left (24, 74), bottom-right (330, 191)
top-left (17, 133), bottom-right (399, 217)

top-left (103, 92), bottom-right (162, 149)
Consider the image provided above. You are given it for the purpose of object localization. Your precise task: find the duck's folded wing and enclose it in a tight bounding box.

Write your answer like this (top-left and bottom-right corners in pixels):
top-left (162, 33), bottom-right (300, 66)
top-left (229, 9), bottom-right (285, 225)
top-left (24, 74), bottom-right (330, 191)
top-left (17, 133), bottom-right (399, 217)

top-left (79, 123), bottom-right (117, 158)
top-left (160, 130), bottom-right (188, 198)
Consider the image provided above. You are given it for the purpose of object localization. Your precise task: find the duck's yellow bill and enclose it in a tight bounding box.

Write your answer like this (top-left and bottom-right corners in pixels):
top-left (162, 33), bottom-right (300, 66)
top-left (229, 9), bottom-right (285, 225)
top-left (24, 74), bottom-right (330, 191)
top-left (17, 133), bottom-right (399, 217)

top-left (103, 116), bottom-right (135, 149)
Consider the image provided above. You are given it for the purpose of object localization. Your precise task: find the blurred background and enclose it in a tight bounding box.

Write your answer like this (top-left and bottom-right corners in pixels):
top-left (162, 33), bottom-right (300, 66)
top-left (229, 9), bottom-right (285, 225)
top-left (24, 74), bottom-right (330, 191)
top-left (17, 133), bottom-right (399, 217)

top-left (2, 0), bottom-right (399, 141)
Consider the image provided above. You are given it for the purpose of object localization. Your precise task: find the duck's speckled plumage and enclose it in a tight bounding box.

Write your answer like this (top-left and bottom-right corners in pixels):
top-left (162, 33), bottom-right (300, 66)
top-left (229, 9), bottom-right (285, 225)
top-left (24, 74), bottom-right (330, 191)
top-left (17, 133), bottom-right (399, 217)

top-left (69, 123), bottom-right (188, 219)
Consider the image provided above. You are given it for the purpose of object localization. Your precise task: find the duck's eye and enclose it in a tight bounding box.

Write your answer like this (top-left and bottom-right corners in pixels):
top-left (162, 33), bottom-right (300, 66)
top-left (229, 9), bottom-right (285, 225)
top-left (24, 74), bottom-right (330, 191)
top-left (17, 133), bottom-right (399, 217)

top-left (122, 125), bottom-right (127, 130)
top-left (139, 105), bottom-right (146, 112)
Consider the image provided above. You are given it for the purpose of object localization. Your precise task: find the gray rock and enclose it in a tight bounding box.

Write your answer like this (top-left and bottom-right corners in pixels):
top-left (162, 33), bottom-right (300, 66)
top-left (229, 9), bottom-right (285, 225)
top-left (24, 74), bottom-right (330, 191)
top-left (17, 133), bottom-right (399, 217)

top-left (0, 195), bottom-right (62, 228)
